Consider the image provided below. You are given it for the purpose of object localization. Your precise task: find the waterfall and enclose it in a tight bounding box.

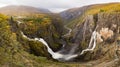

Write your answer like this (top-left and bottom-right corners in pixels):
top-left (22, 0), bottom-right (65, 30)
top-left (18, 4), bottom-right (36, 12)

top-left (17, 21), bottom-right (97, 61)
top-left (20, 31), bottom-right (78, 61)
top-left (18, 21), bottom-right (77, 61)
top-left (80, 30), bottom-right (97, 55)
top-left (17, 21), bottom-right (23, 25)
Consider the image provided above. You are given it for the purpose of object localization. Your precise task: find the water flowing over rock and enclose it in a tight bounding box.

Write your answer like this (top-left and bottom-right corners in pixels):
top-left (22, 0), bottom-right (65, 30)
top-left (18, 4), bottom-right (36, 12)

top-left (80, 30), bottom-right (97, 55)
top-left (21, 31), bottom-right (78, 61)
top-left (17, 20), bottom-right (78, 61)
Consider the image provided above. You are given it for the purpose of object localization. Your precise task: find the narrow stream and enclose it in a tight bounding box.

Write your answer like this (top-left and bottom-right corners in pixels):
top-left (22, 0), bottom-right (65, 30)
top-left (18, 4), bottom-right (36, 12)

top-left (63, 25), bottom-right (72, 37)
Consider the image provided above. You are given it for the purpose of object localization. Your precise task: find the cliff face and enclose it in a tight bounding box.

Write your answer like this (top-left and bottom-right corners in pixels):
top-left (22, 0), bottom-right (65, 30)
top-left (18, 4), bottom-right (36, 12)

top-left (70, 12), bottom-right (120, 65)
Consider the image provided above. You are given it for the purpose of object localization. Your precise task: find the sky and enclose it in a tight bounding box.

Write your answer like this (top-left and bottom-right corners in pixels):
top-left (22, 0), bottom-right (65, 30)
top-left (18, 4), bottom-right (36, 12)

top-left (0, 0), bottom-right (120, 12)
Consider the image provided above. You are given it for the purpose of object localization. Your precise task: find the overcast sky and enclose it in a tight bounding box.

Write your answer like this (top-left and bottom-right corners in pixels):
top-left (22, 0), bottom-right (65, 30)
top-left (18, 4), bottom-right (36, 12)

top-left (0, 0), bottom-right (120, 12)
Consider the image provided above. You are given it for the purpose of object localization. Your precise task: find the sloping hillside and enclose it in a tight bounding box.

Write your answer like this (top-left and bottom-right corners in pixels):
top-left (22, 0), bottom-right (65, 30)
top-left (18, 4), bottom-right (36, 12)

top-left (60, 6), bottom-right (90, 22)
top-left (61, 3), bottom-right (120, 28)
top-left (0, 5), bottom-right (51, 16)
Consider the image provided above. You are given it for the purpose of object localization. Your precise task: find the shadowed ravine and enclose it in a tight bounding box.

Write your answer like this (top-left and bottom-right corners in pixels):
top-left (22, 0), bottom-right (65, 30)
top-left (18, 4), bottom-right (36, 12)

top-left (18, 21), bottom-right (97, 61)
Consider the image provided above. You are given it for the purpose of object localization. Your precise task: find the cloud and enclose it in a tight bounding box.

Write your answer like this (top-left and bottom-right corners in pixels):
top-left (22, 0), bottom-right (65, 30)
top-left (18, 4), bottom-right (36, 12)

top-left (0, 0), bottom-right (120, 12)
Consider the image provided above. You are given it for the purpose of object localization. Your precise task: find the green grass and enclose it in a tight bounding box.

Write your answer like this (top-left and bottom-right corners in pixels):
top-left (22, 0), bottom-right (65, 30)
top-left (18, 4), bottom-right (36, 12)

top-left (86, 3), bottom-right (120, 15)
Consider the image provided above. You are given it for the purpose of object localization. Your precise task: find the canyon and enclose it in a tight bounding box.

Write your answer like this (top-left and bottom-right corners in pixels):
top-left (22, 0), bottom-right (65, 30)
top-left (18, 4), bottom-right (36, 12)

top-left (0, 2), bottom-right (120, 67)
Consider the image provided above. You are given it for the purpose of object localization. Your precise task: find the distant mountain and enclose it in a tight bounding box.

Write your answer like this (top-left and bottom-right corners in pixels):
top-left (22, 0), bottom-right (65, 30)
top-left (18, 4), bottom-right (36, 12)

top-left (0, 5), bottom-right (51, 16)
top-left (60, 2), bottom-right (120, 22)
top-left (60, 6), bottom-right (90, 21)
top-left (60, 2), bottom-right (120, 27)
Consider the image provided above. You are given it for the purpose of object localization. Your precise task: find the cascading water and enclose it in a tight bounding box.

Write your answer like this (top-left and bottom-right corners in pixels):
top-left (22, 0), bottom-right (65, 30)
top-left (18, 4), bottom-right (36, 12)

top-left (21, 31), bottom-right (78, 60)
top-left (17, 20), bottom-right (97, 61)
top-left (18, 20), bottom-right (78, 61)
top-left (80, 31), bottom-right (97, 55)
